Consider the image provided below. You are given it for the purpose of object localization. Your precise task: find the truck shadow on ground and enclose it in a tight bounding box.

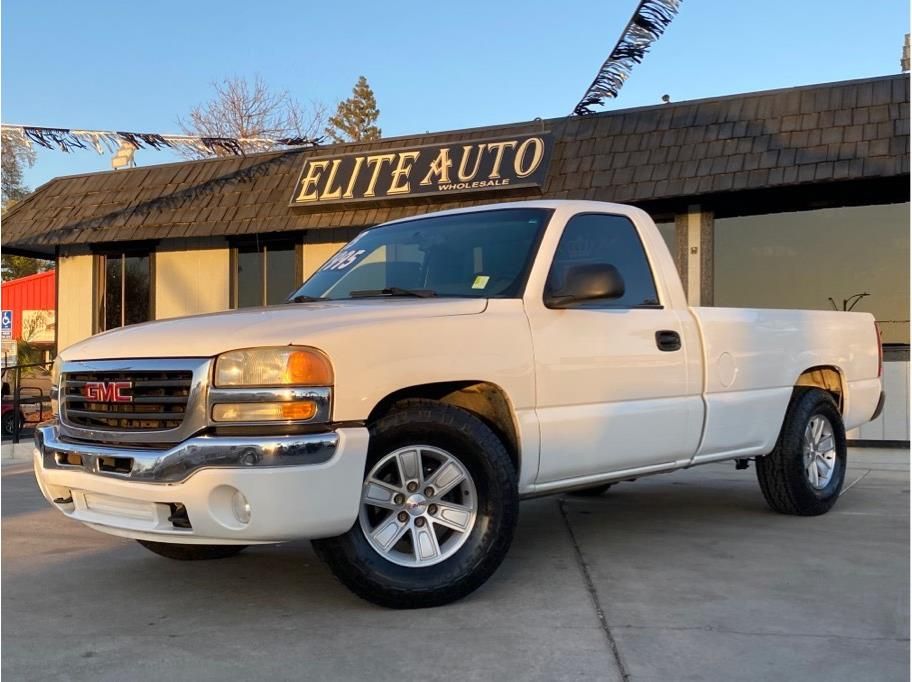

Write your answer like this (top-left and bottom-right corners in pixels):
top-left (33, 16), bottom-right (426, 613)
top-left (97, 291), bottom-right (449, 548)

top-left (4, 470), bottom-right (785, 619)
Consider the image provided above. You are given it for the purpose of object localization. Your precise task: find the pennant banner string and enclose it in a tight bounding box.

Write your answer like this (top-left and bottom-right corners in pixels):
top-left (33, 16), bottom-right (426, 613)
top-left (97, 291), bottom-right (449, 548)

top-left (0, 124), bottom-right (322, 156)
top-left (572, 0), bottom-right (683, 116)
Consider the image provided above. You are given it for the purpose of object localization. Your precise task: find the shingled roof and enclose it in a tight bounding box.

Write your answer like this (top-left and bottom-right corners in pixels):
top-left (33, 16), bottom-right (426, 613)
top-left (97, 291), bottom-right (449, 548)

top-left (3, 74), bottom-right (908, 256)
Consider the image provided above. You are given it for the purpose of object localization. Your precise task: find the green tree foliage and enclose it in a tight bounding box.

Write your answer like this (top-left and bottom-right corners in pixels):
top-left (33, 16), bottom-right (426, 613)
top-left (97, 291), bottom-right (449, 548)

top-left (326, 76), bottom-right (381, 143)
top-left (2, 137), bottom-right (53, 281)
top-left (1, 255), bottom-right (52, 281)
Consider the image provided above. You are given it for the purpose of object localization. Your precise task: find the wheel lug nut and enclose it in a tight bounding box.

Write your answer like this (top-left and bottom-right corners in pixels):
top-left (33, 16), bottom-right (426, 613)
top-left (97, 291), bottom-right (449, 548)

top-left (428, 504), bottom-right (438, 515)
top-left (393, 494), bottom-right (405, 505)
top-left (415, 517), bottom-right (426, 527)
top-left (424, 487), bottom-right (434, 497)
top-left (406, 481), bottom-right (418, 493)
top-left (397, 511), bottom-right (408, 523)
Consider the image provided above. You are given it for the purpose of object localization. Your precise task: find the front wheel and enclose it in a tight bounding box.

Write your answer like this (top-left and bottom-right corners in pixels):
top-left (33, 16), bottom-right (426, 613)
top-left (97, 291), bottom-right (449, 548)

top-left (313, 399), bottom-right (519, 609)
top-left (756, 387), bottom-right (847, 516)
top-left (136, 540), bottom-right (247, 561)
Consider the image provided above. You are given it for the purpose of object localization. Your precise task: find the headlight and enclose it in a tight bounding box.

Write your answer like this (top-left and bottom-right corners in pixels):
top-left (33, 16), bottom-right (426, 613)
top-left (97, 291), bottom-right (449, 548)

top-left (214, 347), bottom-right (333, 387)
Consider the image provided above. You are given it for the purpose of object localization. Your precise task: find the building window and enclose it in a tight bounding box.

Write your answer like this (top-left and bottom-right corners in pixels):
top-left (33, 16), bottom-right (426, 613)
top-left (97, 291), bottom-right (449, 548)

top-left (547, 213), bottom-right (660, 307)
top-left (232, 238), bottom-right (301, 307)
top-left (714, 203), bottom-right (910, 344)
top-left (97, 253), bottom-right (152, 331)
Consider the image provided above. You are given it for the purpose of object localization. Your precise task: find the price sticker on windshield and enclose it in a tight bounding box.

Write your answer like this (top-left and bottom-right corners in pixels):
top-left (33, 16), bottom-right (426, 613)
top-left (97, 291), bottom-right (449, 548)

top-left (321, 249), bottom-right (366, 271)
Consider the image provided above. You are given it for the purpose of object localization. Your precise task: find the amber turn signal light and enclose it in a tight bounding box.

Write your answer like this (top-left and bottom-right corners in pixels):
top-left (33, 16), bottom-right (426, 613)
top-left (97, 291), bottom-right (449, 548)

top-left (212, 401), bottom-right (317, 422)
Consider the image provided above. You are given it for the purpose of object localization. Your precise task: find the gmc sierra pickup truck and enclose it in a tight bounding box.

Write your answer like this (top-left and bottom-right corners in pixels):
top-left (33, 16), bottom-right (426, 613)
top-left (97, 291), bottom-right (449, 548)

top-left (34, 200), bottom-right (884, 608)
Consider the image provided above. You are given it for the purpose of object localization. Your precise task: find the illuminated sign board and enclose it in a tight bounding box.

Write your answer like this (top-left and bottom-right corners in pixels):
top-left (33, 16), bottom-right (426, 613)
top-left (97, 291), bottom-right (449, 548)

top-left (290, 132), bottom-right (553, 207)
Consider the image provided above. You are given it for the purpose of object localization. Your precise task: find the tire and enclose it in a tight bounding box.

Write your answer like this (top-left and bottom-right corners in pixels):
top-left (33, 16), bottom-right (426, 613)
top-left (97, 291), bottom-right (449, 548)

top-left (756, 387), bottom-right (847, 516)
top-left (567, 483), bottom-right (615, 497)
top-left (136, 540), bottom-right (247, 561)
top-left (313, 399), bottom-right (519, 609)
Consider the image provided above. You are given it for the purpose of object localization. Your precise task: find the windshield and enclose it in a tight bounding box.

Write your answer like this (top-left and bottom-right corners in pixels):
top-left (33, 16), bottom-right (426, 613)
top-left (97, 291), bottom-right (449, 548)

top-left (290, 208), bottom-right (552, 300)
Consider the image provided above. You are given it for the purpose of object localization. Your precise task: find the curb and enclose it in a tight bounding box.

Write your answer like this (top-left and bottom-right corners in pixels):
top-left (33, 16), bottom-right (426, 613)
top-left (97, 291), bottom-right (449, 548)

top-left (1, 442), bottom-right (34, 462)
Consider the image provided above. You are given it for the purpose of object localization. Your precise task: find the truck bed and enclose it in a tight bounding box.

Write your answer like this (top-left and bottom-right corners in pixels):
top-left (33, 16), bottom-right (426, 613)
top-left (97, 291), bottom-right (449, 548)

top-left (690, 306), bottom-right (881, 462)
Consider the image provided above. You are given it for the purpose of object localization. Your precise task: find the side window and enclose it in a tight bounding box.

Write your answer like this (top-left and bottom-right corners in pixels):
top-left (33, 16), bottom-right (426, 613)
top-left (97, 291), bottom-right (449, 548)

top-left (547, 213), bottom-right (659, 307)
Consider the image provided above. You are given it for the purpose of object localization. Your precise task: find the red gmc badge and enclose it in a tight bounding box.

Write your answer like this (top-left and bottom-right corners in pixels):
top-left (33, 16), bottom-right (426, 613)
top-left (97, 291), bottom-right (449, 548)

top-left (83, 381), bottom-right (133, 403)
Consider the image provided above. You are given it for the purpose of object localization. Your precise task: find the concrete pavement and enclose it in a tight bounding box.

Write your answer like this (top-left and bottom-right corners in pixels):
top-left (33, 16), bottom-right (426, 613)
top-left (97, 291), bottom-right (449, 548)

top-left (1, 441), bottom-right (33, 462)
top-left (2, 449), bottom-right (908, 681)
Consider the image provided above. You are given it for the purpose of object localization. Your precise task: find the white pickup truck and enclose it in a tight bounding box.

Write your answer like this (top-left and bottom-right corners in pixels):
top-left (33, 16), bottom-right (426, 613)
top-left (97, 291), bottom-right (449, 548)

top-left (34, 200), bottom-right (884, 608)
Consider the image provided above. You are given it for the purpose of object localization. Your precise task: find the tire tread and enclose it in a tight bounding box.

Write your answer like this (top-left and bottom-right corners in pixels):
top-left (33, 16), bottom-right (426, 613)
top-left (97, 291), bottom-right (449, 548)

top-left (756, 387), bottom-right (845, 516)
top-left (314, 399), bottom-right (518, 609)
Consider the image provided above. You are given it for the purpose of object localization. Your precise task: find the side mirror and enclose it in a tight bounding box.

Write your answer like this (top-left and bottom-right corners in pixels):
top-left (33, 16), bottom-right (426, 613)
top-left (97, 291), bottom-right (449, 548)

top-left (546, 263), bottom-right (625, 308)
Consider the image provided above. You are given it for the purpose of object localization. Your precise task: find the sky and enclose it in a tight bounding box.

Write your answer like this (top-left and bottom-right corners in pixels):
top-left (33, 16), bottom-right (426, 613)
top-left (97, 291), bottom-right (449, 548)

top-left (2, 0), bottom-right (909, 190)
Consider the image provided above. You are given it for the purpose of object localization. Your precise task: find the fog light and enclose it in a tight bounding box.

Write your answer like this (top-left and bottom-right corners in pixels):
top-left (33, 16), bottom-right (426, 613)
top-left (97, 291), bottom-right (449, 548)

top-left (231, 490), bottom-right (251, 524)
top-left (212, 401), bottom-right (317, 422)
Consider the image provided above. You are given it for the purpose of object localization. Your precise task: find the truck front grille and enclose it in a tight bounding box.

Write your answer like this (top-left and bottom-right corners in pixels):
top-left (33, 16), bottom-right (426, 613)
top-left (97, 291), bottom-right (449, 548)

top-left (62, 370), bottom-right (193, 432)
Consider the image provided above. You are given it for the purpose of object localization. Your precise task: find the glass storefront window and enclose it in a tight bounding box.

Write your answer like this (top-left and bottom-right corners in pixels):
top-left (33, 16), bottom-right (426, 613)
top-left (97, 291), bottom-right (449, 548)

top-left (234, 241), bottom-right (300, 307)
top-left (99, 253), bottom-right (152, 331)
top-left (714, 203), bottom-right (910, 344)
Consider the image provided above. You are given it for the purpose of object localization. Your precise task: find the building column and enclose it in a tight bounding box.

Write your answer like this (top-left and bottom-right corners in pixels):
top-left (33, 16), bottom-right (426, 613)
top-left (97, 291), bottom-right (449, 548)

top-left (674, 206), bottom-right (714, 306)
top-left (57, 250), bottom-right (97, 350)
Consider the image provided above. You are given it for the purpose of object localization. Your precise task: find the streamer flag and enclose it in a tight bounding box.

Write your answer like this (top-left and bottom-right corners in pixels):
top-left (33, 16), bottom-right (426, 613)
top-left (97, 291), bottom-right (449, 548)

top-left (573, 0), bottom-right (683, 116)
top-left (1, 124), bottom-right (322, 156)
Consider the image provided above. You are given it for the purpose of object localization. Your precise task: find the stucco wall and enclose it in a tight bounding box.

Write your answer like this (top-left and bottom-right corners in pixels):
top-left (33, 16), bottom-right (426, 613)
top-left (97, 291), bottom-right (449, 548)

top-left (155, 241), bottom-right (230, 319)
top-left (847, 360), bottom-right (910, 441)
top-left (302, 227), bottom-right (361, 279)
top-left (57, 253), bottom-right (94, 351)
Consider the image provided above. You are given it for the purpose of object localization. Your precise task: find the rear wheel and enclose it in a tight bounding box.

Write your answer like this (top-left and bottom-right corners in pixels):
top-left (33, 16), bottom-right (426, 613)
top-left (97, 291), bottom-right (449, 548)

top-left (313, 399), bottom-right (518, 609)
top-left (756, 387), bottom-right (846, 516)
top-left (136, 540), bottom-right (247, 561)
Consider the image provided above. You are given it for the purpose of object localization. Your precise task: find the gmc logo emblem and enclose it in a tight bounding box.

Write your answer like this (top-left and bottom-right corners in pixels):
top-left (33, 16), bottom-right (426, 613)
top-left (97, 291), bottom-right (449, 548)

top-left (83, 381), bottom-right (133, 403)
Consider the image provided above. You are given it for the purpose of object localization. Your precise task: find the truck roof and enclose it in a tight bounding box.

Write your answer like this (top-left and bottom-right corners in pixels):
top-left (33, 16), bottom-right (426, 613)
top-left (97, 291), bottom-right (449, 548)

top-left (377, 200), bottom-right (643, 227)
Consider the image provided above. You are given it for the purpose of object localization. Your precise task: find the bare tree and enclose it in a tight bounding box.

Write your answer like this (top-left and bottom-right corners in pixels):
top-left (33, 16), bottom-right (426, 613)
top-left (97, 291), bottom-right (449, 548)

top-left (178, 75), bottom-right (327, 157)
top-left (2, 135), bottom-right (36, 205)
top-left (1, 137), bottom-right (52, 280)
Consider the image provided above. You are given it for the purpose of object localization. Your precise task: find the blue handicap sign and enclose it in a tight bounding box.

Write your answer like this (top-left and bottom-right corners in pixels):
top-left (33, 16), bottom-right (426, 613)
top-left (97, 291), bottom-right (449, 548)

top-left (1, 310), bottom-right (11, 330)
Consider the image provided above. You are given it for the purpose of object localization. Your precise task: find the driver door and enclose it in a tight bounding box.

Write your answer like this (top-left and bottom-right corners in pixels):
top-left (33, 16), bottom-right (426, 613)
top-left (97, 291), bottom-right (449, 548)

top-left (527, 212), bottom-right (702, 483)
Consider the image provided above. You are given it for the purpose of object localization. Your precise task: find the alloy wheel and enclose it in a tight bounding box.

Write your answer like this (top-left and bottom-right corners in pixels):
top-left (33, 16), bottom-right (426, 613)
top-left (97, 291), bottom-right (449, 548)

top-left (359, 445), bottom-right (478, 567)
top-left (803, 414), bottom-right (837, 490)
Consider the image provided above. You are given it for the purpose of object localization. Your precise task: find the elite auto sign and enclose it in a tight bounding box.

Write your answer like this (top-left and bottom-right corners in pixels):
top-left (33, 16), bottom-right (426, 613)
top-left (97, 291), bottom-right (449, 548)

top-left (289, 132), bottom-right (553, 207)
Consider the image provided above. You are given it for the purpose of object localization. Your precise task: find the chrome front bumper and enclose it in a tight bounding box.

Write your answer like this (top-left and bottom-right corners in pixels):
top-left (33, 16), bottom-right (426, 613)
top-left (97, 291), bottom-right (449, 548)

top-left (33, 421), bottom-right (371, 543)
top-left (35, 420), bottom-right (339, 484)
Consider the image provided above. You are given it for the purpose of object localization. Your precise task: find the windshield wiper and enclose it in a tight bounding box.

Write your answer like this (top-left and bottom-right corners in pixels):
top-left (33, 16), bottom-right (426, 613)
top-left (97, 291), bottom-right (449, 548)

top-left (349, 287), bottom-right (438, 299)
top-left (288, 294), bottom-right (323, 303)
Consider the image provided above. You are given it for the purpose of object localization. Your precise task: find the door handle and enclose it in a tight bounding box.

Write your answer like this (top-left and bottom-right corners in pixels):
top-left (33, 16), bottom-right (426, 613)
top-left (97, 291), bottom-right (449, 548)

top-left (655, 330), bottom-right (681, 352)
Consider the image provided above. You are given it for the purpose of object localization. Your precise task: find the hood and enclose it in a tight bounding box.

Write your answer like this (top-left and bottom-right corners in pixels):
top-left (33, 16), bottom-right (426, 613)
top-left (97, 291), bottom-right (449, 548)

top-left (61, 298), bottom-right (487, 360)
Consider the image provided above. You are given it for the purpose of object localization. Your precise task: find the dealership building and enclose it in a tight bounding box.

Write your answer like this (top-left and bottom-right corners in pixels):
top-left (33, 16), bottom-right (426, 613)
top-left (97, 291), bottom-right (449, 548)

top-left (3, 73), bottom-right (909, 441)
